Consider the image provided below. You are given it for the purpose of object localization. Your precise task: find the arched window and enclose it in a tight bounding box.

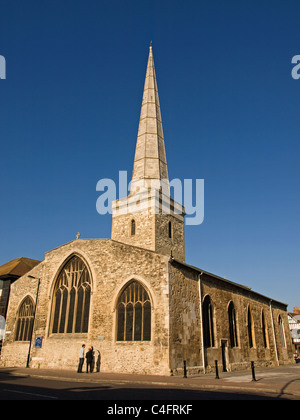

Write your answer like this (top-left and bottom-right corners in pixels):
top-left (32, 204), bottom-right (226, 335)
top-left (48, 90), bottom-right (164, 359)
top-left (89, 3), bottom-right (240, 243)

top-left (15, 296), bottom-right (35, 342)
top-left (117, 281), bottom-right (151, 341)
top-left (278, 315), bottom-right (286, 348)
top-left (51, 255), bottom-right (91, 334)
top-left (228, 301), bottom-right (238, 348)
top-left (131, 219), bottom-right (136, 236)
top-left (203, 295), bottom-right (215, 348)
top-left (262, 310), bottom-right (269, 348)
top-left (247, 306), bottom-right (255, 348)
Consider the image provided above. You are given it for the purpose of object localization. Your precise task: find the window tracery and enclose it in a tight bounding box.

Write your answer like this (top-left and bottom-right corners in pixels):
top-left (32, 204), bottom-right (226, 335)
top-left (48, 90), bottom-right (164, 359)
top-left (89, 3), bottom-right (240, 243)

top-left (117, 281), bottom-right (151, 341)
top-left (51, 255), bottom-right (91, 334)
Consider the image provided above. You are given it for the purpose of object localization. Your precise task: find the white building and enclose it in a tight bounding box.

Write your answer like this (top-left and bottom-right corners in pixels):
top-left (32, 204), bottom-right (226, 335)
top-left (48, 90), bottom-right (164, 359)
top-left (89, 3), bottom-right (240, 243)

top-left (288, 309), bottom-right (300, 359)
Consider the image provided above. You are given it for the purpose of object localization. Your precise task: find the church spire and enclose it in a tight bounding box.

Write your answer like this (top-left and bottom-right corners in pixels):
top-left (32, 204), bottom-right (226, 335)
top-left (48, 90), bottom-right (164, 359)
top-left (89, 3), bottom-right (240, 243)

top-left (111, 44), bottom-right (185, 261)
top-left (131, 45), bottom-right (169, 192)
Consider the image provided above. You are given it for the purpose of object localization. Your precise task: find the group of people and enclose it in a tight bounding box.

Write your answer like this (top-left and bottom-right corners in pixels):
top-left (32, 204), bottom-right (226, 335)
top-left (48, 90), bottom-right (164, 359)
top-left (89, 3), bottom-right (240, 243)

top-left (77, 344), bottom-right (101, 373)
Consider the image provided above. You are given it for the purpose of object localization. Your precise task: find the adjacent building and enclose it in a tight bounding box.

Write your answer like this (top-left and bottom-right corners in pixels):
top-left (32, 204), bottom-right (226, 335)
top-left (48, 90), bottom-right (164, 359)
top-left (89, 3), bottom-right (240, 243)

top-left (0, 257), bottom-right (40, 354)
top-left (288, 308), bottom-right (300, 359)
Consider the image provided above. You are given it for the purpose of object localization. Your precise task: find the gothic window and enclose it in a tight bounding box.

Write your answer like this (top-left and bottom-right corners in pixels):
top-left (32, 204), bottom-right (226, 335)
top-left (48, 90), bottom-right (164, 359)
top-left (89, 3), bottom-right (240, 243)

top-left (247, 306), bottom-right (255, 348)
top-left (51, 255), bottom-right (91, 334)
top-left (278, 315), bottom-right (286, 348)
top-left (15, 296), bottom-right (35, 342)
top-left (262, 310), bottom-right (269, 348)
top-left (203, 295), bottom-right (215, 348)
top-left (228, 301), bottom-right (238, 348)
top-left (117, 281), bottom-right (151, 341)
top-left (131, 219), bottom-right (136, 236)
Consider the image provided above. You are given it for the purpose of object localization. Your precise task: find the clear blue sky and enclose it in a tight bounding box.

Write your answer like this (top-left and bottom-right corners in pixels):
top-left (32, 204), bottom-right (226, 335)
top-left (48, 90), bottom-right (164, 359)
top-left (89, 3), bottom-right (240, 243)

top-left (0, 0), bottom-right (299, 310)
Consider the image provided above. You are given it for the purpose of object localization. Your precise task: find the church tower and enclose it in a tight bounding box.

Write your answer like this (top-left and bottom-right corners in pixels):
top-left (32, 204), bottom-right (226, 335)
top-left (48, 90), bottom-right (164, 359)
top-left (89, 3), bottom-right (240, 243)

top-left (111, 45), bottom-right (185, 261)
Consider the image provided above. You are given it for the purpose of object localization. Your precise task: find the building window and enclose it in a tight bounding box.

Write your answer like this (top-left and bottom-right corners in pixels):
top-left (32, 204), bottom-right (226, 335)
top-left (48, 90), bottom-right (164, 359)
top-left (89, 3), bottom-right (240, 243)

top-left (262, 310), bottom-right (269, 348)
top-left (228, 301), bottom-right (238, 348)
top-left (278, 315), bottom-right (286, 348)
top-left (203, 295), bottom-right (215, 348)
top-left (131, 219), bottom-right (136, 236)
top-left (117, 281), bottom-right (151, 341)
top-left (51, 255), bottom-right (91, 334)
top-left (15, 296), bottom-right (35, 342)
top-left (247, 306), bottom-right (255, 348)
top-left (168, 221), bottom-right (172, 239)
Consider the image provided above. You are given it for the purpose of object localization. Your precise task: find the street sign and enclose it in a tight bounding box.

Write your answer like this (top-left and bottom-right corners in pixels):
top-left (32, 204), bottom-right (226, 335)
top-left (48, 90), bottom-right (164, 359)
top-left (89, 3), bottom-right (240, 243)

top-left (35, 336), bottom-right (43, 348)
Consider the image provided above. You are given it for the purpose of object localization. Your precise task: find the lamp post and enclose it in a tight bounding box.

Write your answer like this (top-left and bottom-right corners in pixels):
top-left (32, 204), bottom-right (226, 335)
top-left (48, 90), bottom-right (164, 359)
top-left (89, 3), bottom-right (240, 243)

top-left (26, 275), bottom-right (41, 368)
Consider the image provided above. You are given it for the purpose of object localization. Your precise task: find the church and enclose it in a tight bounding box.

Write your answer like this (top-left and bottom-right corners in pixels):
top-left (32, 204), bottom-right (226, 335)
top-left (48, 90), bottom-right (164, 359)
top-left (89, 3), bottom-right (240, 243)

top-left (0, 46), bottom-right (294, 375)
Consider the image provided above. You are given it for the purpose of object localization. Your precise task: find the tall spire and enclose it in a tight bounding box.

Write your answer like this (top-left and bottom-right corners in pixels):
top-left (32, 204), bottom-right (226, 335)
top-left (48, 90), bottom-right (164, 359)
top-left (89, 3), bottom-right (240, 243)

top-left (131, 45), bottom-right (169, 192)
top-left (111, 44), bottom-right (185, 261)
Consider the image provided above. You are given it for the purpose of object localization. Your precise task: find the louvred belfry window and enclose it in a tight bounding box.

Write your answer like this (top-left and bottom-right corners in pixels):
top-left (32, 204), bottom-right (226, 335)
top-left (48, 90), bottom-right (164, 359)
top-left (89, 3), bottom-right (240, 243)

top-left (51, 256), bottom-right (91, 334)
top-left (117, 281), bottom-right (151, 341)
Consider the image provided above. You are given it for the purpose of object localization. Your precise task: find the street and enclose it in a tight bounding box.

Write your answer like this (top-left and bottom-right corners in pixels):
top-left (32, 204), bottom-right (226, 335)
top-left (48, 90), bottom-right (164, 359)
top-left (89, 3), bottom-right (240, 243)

top-left (0, 364), bottom-right (299, 402)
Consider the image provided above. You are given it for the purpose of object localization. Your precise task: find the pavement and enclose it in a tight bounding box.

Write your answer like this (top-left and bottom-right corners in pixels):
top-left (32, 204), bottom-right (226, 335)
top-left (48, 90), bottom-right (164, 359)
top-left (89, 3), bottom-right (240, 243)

top-left (0, 362), bottom-right (300, 399)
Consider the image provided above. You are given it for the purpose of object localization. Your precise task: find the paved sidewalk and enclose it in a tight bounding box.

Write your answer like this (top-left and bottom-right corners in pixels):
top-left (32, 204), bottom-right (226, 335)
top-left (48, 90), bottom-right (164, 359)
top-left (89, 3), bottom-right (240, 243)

top-left (0, 363), bottom-right (299, 399)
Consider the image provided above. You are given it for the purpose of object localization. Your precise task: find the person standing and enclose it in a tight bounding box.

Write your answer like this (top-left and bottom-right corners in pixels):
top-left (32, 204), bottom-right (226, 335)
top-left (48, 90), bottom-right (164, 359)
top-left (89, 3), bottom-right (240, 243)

top-left (90, 346), bottom-right (95, 373)
top-left (96, 350), bottom-right (101, 373)
top-left (86, 347), bottom-right (94, 373)
top-left (77, 344), bottom-right (85, 373)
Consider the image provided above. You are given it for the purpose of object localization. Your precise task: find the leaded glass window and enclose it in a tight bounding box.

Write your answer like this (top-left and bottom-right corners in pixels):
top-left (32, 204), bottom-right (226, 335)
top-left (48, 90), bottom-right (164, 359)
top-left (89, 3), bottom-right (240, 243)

top-left (262, 310), bottom-right (269, 348)
top-left (203, 295), bottom-right (215, 348)
top-left (247, 306), bottom-right (255, 348)
top-left (51, 255), bottom-right (91, 334)
top-left (117, 281), bottom-right (151, 341)
top-left (15, 296), bottom-right (35, 341)
top-left (228, 301), bottom-right (238, 348)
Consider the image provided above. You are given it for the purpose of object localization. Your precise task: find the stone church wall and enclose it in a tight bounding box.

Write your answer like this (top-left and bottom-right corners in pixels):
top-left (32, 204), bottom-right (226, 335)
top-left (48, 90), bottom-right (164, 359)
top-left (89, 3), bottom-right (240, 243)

top-left (1, 239), bottom-right (171, 375)
top-left (1, 240), bottom-right (294, 375)
top-left (200, 272), bottom-right (294, 371)
top-left (168, 263), bottom-right (202, 375)
top-left (168, 261), bottom-right (294, 375)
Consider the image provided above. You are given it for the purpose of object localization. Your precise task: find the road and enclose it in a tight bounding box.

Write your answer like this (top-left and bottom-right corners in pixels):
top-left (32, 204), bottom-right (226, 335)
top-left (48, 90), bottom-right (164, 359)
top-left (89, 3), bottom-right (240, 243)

top-left (0, 365), bottom-right (299, 402)
top-left (0, 375), bottom-right (282, 401)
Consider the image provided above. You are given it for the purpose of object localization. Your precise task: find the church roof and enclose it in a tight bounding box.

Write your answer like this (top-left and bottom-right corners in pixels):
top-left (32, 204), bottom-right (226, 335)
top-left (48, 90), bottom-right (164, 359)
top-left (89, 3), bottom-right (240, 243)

top-left (131, 44), bottom-right (169, 190)
top-left (0, 257), bottom-right (41, 280)
top-left (170, 258), bottom-right (288, 308)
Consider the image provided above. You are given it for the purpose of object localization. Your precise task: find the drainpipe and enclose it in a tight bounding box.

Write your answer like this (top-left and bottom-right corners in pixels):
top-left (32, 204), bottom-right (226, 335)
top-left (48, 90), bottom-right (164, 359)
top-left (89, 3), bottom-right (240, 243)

top-left (270, 299), bottom-right (279, 366)
top-left (198, 272), bottom-right (206, 374)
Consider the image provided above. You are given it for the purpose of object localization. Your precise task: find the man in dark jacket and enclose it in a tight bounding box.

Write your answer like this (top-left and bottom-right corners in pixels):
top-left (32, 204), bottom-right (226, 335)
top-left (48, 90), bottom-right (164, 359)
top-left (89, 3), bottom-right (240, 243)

top-left (85, 347), bottom-right (94, 373)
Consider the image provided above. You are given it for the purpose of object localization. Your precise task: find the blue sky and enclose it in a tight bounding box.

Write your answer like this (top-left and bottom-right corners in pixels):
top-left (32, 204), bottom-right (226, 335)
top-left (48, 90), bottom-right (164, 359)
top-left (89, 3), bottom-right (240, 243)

top-left (0, 0), bottom-right (299, 310)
